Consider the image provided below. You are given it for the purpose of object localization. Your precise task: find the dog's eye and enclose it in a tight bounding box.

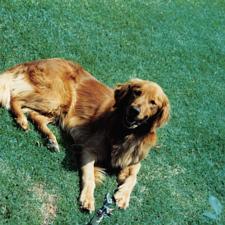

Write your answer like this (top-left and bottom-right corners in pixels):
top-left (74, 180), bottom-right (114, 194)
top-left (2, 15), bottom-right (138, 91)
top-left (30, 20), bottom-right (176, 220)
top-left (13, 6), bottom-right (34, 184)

top-left (133, 90), bottom-right (142, 96)
top-left (149, 100), bottom-right (156, 105)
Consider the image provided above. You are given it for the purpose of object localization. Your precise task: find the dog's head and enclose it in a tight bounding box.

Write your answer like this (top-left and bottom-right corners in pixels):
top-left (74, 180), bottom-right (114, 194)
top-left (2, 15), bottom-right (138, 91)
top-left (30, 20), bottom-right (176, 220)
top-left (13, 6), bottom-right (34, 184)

top-left (114, 79), bottom-right (170, 131)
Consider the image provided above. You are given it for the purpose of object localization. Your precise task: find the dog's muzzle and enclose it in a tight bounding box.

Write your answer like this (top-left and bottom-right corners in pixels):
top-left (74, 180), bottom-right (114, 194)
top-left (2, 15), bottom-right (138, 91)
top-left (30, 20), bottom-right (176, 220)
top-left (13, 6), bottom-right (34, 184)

top-left (124, 106), bottom-right (146, 129)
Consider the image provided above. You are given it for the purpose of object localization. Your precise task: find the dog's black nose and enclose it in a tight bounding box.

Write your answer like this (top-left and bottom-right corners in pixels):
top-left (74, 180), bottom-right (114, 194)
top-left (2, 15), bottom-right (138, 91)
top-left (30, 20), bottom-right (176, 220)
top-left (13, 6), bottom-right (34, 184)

top-left (129, 106), bottom-right (140, 118)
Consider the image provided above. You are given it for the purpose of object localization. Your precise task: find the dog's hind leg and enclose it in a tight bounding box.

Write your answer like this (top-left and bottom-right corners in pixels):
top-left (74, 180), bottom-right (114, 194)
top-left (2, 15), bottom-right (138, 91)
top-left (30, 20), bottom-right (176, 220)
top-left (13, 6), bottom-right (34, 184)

top-left (10, 98), bottom-right (29, 130)
top-left (28, 111), bottom-right (59, 152)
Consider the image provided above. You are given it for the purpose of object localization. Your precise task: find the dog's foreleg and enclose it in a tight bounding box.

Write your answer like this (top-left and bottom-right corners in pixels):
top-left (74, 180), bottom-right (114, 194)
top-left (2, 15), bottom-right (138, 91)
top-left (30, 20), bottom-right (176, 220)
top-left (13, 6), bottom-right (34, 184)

top-left (114, 163), bottom-right (141, 209)
top-left (79, 152), bottom-right (96, 212)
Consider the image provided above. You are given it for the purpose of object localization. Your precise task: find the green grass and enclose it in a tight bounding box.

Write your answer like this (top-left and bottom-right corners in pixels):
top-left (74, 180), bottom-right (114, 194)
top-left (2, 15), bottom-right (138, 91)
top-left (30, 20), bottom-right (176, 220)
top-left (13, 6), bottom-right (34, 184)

top-left (0, 0), bottom-right (225, 224)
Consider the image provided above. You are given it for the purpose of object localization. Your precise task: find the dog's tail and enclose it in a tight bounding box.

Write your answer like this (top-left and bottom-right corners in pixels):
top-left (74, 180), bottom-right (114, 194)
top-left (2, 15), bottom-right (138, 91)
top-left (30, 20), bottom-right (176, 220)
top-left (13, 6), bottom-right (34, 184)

top-left (94, 167), bottom-right (106, 185)
top-left (0, 72), bottom-right (14, 109)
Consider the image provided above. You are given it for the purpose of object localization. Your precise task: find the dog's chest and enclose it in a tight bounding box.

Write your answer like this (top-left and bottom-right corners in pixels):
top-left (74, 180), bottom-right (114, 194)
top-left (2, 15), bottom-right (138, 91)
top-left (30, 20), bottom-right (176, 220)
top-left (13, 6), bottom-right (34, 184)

top-left (110, 135), bottom-right (142, 169)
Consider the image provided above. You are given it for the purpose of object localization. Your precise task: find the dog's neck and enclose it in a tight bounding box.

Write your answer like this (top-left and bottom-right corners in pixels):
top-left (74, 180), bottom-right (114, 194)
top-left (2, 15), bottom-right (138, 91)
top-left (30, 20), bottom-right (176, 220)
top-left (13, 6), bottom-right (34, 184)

top-left (107, 110), bottom-right (151, 169)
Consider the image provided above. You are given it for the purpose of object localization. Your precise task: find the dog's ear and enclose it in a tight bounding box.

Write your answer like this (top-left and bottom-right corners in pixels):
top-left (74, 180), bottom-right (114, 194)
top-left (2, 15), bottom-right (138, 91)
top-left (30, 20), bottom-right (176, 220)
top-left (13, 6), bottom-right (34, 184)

top-left (152, 95), bottom-right (170, 130)
top-left (114, 83), bottom-right (131, 107)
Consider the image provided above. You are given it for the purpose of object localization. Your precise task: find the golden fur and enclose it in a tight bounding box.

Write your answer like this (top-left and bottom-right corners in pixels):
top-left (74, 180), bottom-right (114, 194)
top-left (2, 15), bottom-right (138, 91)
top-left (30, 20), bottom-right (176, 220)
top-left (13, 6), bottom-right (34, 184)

top-left (0, 58), bottom-right (170, 211)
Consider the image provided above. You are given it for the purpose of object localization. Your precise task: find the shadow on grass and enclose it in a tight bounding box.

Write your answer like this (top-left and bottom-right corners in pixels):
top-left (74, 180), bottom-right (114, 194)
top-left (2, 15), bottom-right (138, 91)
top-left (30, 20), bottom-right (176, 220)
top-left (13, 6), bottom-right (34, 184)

top-left (60, 130), bottom-right (81, 172)
top-left (59, 130), bottom-right (91, 213)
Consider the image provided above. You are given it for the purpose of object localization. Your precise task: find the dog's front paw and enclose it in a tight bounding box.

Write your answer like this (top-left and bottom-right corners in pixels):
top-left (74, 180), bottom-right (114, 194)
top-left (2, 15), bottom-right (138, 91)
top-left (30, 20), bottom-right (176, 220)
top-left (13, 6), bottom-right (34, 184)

top-left (79, 189), bottom-right (95, 212)
top-left (114, 189), bottom-right (130, 209)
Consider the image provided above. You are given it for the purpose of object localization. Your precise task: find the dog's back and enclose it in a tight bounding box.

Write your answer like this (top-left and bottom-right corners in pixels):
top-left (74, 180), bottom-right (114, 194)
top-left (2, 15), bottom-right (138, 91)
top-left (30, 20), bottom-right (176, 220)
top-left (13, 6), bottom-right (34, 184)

top-left (0, 59), bottom-right (90, 114)
top-left (0, 58), bottom-right (113, 134)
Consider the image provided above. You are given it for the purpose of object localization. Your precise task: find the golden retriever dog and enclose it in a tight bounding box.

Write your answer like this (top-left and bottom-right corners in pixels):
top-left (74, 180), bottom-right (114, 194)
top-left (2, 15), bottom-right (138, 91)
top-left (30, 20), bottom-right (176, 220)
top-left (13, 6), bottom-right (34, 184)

top-left (0, 58), bottom-right (170, 212)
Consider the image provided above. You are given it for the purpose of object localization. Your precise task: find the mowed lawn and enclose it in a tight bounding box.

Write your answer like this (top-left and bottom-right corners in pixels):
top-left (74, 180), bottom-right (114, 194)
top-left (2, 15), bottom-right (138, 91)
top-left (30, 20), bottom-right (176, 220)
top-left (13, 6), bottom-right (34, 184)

top-left (0, 0), bottom-right (225, 224)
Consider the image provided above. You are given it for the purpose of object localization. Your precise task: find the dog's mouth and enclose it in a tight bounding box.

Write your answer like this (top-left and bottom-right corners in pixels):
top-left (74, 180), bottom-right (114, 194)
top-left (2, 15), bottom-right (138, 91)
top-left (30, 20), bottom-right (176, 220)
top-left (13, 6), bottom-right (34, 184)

top-left (124, 112), bottom-right (148, 129)
top-left (124, 116), bottom-right (138, 129)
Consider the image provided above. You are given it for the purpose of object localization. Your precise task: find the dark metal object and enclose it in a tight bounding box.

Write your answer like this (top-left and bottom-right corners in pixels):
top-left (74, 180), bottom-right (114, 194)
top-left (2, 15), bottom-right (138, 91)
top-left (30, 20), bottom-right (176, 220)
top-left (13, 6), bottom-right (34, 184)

top-left (87, 193), bottom-right (115, 225)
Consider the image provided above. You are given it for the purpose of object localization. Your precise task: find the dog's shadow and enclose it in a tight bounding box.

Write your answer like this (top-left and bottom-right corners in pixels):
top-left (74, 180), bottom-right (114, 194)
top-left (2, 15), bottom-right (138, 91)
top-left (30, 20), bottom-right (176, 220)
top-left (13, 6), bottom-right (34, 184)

top-left (59, 130), bottom-right (90, 212)
top-left (60, 130), bottom-right (81, 172)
